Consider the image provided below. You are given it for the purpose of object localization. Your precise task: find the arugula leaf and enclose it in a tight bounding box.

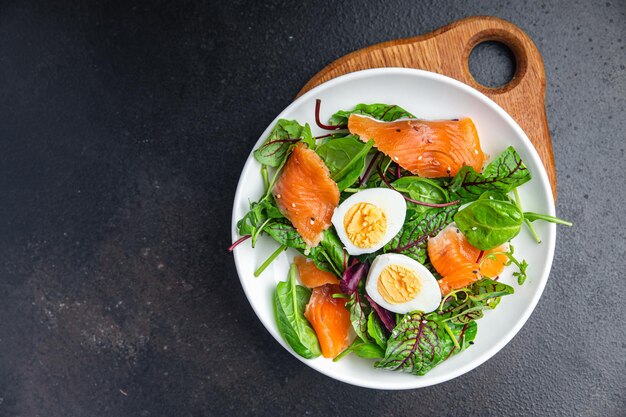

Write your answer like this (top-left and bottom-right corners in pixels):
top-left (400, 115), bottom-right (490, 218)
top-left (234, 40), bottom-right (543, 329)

top-left (454, 198), bottom-right (523, 250)
top-left (316, 136), bottom-right (373, 191)
top-left (254, 120), bottom-right (312, 167)
top-left (374, 312), bottom-right (477, 375)
top-left (274, 264), bottom-right (321, 358)
top-left (367, 311), bottom-right (388, 350)
top-left (449, 146), bottom-right (532, 203)
top-left (384, 205), bottom-right (459, 263)
top-left (329, 103), bottom-right (414, 126)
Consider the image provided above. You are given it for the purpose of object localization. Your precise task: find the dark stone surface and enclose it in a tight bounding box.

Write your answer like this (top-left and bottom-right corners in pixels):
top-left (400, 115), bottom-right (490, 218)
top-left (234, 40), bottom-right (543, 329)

top-left (0, 0), bottom-right (624, 416)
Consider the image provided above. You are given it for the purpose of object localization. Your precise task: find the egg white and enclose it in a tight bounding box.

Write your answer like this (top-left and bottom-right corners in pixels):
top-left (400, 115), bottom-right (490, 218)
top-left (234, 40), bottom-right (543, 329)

top-left (331, 188), bottom-right (406, 256)
top-left (365, 253), bottom-right (442, 314)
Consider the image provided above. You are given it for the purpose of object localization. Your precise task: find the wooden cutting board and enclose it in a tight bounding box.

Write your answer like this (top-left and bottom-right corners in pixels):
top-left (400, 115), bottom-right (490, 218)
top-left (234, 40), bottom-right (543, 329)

top-left (297, 16), bottom-right (557, 201)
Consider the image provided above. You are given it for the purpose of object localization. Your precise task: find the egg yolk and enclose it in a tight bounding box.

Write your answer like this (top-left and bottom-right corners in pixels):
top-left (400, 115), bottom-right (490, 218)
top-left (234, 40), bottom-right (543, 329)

top-left (343, 202), bottom-right (387, 248)
top-left (377, 264), bottom-right (422, 304)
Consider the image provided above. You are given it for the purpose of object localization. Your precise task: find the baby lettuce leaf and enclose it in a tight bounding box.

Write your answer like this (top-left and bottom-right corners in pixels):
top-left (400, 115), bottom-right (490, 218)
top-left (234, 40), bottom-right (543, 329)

top-left (384, 205), bottom-right (459, 263)
top-left (254, 120), bottom-right (313, 167)
top-left (346, 292), bottom-right (370, 342)
top-left (454, 197), bottom-right (523, 250)
top-left (367, 311), bottom-right (388, 350)
top-left (316, 136), bottom-right (373, 191)
top-left (449, 146), bottom-right (531, 203)
top-left (329, 103), bottom-right (414, 126)
top-left (375, 311), bottom-right (476, 375)
top-left (274, 264), bottom-right (321, 359)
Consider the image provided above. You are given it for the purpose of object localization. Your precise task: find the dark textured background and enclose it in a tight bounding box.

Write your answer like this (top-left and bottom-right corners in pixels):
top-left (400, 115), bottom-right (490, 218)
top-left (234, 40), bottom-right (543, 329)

top-left (0, 0), bottom-right (624, 416)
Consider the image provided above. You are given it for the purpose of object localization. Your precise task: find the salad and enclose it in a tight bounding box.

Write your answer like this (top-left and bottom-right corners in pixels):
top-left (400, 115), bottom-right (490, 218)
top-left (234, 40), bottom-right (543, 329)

top-left (230, 101), bottom-right (571, 376)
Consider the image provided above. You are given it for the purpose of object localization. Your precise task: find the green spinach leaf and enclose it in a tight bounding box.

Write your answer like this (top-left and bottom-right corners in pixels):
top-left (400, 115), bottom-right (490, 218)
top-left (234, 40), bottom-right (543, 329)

top-left (454, 197), bottom-right (523, 250)
top-left (329, 103), bottom-right (414, 126)
top-left (274, 264), bottom-right (321, 359)
top-left (392, 176), bottom-right (450, 218)
top-left (367, 311), bottom-right (388, 350)
top-left (333, 338), bottom-right (386, 361)
top-left (449, 146), bottom-right (531, 203)
top-left (316, 135), bottom-right (371, 191)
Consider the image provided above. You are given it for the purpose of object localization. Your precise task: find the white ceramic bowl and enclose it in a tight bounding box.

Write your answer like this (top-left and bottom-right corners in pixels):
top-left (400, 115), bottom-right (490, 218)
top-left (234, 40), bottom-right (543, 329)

top-left (231, 68), bottom-right (556, 389)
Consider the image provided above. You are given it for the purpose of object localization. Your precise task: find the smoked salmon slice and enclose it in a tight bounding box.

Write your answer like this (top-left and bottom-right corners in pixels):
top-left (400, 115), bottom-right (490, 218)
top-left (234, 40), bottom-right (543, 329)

top-left (348, 114), bottom-right (485, 178)
top-left (304, 284), bottom-right (353, 358)
top-left (273, 143), bottom-right (340, 247)
top-left (294, 255), bottom-right (340, 288)
top-left (427, 223), bottom-right (508, 295)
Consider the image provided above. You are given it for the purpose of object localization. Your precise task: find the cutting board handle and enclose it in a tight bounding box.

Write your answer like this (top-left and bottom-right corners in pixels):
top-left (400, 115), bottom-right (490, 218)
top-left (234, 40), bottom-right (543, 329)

top-left (298, 16), bottom-right (557, 200)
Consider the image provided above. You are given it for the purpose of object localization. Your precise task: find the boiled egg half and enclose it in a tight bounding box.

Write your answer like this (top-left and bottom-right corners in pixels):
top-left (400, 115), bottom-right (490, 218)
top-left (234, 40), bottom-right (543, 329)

top-left (331, 188), bottom-right (406, 256)
top-left (365, 253), bottom-right (442, 314)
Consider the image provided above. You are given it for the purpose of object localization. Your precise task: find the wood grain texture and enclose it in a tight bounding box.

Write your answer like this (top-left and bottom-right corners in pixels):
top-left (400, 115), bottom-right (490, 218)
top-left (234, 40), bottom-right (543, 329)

top-left (297, 16), bottom-right (557, 200)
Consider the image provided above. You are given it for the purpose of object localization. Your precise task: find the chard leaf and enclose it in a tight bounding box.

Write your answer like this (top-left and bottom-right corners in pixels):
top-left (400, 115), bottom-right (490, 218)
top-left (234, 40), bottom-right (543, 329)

top-left (375, 312), bottom-right (476, 375)
top-left (339, 261), bottom-right (369, 295)
top-left (346, 292), bottom-right (370, 342)
top-left (264, 219), bottom-right (307, 251)
top-left (384, 205), bottom-right (459, 263)
top-left (254, 120), bottom-right (312, 167)
top-left (329, 103), bottom-right (414, 126)
top-left (450, 146), bottom-right (532, 203)
top-left (367, 311), bottom-right (388, 350)
top-left (237, 198), bottom-right (283, 236)
top-left (469, 278), bottom-right (515, 302)
top-left (274, 264), bottom-right (321, 358)
top-left (366, 295), bottom-right (396, 333)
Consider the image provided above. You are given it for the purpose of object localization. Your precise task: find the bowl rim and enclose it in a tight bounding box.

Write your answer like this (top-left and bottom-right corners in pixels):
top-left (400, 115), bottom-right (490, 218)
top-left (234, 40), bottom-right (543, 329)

top-left (230, 67), bottom-right (556, 389)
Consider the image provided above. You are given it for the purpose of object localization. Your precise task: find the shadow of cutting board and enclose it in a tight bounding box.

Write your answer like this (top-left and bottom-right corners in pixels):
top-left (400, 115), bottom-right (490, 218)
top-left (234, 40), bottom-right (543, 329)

top-left (296, 16), bottom-right (557, 201)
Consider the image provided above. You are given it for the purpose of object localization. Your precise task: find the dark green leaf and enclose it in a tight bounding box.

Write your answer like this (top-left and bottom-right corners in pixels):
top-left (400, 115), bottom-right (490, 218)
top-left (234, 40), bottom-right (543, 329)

top-left (254, 119), bottom-right (309, 167)
top-left (454, 198), bottom-right (523, 250)
top-left (329, 103), bottom-right (414, 126)
top-left (392, 176), bottom-right (450, 218)
top-left (351, 341), bottom-right (386, 359)
top-left (384, 205), bottom-right (459, 263)
top-left (274, 265), bottom-right (321, 359)
top-left (449, 146), bottom-right (532, 203)
top-left (367, 311), bottom-right (388, 350)
top-left (316, 135), bottom-right (369, 190)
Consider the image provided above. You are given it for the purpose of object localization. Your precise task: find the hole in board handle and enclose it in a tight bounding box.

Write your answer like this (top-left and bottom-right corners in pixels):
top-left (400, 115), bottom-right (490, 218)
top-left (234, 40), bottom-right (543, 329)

top-left (468, 41), bottom-right (516, 88)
